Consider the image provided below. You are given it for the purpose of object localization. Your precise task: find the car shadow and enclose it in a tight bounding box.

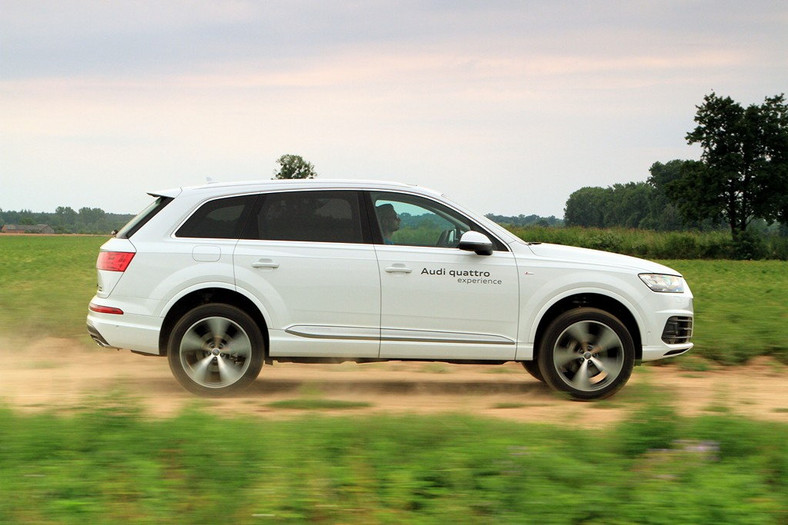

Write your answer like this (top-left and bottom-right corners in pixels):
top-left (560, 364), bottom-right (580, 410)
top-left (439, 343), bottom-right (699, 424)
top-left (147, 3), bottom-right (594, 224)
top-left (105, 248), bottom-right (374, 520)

top-left (114, 373), bottom-right (554, 398)
top-left (245, 377), bottom-right (551, 396)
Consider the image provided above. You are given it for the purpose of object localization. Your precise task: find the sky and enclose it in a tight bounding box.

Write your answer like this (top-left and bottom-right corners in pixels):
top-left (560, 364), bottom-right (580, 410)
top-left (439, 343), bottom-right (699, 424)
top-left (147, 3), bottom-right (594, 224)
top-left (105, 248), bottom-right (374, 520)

top-left (1, 1), bottom-right (787, 217)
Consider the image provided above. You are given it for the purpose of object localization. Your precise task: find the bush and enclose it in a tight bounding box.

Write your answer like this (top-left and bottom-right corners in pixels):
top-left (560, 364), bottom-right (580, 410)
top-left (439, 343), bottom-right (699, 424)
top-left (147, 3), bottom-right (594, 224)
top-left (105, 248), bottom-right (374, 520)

top-left (661, 233), bottom-right (699, 259)
top-left (617, 401), bottom-right (679, 457)
top-left (587, 231), bottom-right (624, 252)
top-left (508, 226), bottom-right (786, 260)
top-left (733, 230), bottom-right (769, 260)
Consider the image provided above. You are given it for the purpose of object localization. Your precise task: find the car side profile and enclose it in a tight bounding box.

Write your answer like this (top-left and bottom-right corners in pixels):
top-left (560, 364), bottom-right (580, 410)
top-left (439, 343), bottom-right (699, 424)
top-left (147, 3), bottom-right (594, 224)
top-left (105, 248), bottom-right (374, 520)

top-left (87, 180), bottom-right (693, 400)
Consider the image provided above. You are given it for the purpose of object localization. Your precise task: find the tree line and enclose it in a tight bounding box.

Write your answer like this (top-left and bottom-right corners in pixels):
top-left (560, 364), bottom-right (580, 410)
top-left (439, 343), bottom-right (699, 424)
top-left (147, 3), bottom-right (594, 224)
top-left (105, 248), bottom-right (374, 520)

top-left (485, 213), bottom-right (563, 227)
top-left (0, 207), bottom-right (134, 235)
top-left (565, 93), bottom-right (787, 245)
top-left (563, 160), bottom-right (737, 231)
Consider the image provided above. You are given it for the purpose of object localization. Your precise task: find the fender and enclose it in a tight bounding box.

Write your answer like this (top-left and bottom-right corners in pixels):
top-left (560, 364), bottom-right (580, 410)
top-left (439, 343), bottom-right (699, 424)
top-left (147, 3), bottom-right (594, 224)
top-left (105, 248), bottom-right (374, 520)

top-left (158, 281), bottom-right (236, 318)
top-left (514, 269), bottom-right (649, 361)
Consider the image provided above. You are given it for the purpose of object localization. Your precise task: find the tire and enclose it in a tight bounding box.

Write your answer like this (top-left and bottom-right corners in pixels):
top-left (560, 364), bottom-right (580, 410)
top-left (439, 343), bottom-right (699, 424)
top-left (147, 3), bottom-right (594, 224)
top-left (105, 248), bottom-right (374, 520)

top-left (537, 308), bottom-right (634, 400)
top-left (521, 360), bottom-right (544, 382)
top-left (167, 304), bottom-right (264, 396)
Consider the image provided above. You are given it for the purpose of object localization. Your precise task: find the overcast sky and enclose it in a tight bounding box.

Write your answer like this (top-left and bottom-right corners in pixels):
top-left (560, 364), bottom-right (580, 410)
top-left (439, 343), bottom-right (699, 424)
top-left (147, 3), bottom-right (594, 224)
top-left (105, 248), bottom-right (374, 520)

top-left (1, 1), bottom-right (786, 217)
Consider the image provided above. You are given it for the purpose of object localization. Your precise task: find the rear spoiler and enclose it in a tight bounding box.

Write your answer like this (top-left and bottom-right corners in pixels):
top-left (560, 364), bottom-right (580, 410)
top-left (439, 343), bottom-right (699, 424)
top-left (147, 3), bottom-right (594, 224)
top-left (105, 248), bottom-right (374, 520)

top-left (148, 187), bottom-right (182, 199)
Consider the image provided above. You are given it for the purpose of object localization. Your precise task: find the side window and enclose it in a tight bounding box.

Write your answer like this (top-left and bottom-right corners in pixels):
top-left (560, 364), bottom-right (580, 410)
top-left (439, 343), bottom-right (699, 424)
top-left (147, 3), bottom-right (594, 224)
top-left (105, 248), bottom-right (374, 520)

top-left (176, 195), bottom-right (256, 239)
top-left (250, 191), bottom-right (364, 243)
top-left (370, 192), bottom-right (472, 248)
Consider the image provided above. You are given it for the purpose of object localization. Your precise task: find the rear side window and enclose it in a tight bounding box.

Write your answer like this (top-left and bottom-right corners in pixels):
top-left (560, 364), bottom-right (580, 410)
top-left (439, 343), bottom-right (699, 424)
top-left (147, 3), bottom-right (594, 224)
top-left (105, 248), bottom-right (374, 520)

top-left (176, 195), bottom-right (256, 239)
top-left (116, 196), bottom-right (173, 239)
top-left (248, 191), bottom-right (364, 243)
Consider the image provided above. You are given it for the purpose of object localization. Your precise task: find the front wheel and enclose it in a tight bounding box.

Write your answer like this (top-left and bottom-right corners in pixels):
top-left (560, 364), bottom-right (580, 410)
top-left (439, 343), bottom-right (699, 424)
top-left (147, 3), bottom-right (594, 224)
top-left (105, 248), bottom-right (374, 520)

top-left (538, 308), bottom-right (634, 400)
top-left (167, 304), bottom-right (264, 396)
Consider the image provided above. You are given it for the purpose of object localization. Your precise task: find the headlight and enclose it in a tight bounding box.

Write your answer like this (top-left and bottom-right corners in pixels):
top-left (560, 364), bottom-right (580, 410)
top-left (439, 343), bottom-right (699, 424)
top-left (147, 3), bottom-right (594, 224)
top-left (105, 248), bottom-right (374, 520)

top-left (639, 273), bottom-right (685, 293)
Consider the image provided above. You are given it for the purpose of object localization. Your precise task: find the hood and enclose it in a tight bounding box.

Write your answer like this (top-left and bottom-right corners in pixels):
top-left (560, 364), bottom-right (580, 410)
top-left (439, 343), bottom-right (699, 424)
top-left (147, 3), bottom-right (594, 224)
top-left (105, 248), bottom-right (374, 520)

top-left (521, 242), bottom-right (681, 275)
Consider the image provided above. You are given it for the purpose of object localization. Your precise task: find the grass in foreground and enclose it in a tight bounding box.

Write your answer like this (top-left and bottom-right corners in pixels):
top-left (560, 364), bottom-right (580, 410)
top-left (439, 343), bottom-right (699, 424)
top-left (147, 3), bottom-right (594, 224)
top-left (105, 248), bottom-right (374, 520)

top-left (0, 396), bottom-right (785, 524)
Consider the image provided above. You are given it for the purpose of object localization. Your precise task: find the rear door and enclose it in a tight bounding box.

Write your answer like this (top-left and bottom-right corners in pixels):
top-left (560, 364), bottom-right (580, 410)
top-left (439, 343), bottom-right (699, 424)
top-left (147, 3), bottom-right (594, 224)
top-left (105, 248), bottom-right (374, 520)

top-left (234, 190), bottom-right (381, 358)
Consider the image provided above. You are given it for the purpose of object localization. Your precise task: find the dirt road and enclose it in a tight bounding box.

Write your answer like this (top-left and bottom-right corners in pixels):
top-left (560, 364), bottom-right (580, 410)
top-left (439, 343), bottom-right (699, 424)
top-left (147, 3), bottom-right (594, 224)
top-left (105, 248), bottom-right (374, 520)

top-left (2, 337), bottom-right (786, 428)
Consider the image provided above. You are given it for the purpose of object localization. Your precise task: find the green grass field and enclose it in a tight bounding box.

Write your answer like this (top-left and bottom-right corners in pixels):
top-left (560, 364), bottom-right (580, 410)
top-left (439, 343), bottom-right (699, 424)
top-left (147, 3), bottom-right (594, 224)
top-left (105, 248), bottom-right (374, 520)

top-left (0, 235), bottom-right (784, 363)
top-left (662, 260), bottom-right (787, 364)
top-left (0, 235), bottom-right (104, 342)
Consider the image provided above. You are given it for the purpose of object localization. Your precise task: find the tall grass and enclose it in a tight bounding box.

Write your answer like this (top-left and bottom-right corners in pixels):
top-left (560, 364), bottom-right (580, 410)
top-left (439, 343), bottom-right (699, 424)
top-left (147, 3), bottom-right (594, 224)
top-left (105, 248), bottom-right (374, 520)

top-left (510, 226), bottom-right (788, 260)
top-left (0, 399), bottom-right (785, 523)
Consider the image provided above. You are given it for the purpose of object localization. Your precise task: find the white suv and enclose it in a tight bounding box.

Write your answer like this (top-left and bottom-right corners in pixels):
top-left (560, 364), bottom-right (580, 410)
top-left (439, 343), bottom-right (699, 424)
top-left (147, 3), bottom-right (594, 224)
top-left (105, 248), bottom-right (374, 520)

top-left (87, 180), bottom-right (693, 399)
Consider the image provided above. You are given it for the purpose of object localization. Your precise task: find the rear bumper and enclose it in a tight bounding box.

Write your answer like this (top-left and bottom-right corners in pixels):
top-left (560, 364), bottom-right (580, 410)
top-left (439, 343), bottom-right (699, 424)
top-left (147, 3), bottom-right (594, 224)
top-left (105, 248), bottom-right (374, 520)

top-left (86, 310), bottom-right (162, 355)
top-left (86, 321), bottom-right (115, 348)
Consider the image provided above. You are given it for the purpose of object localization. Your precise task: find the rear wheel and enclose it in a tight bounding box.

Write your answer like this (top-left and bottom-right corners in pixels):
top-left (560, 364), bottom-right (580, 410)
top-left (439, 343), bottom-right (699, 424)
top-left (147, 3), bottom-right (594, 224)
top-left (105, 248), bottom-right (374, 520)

top-left (167, 304), bottom-right (264, 396)
top-left (538, 308), bottom-right (634, 400)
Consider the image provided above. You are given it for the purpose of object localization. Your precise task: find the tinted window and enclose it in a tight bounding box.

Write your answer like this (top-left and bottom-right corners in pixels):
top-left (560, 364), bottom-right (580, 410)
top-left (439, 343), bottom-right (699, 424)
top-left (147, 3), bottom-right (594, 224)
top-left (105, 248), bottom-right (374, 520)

top-left (176, 195), bottom-right (256, 239)
top-left (250, 191), bottom-right (363, 243)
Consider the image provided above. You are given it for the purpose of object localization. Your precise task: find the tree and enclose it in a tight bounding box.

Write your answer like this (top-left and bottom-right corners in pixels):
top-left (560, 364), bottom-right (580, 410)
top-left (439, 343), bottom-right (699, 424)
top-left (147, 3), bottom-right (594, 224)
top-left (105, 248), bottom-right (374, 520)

top-left (646, 160), bottom-right (699, 231)
top-left (565, 183), bottom-right (659, 229)
top-left (54, 206), bottom-right (78, 233)
top-left (564, 187), bottom-right (608, 227)
top-left (273, 154), bottom-right (317, 180)
top-left (667, 93), bottom-right (788, 238)
top-left (758, 95), bottom-right (788, 225)
top-left (605, 182), bottom-right (652, 228)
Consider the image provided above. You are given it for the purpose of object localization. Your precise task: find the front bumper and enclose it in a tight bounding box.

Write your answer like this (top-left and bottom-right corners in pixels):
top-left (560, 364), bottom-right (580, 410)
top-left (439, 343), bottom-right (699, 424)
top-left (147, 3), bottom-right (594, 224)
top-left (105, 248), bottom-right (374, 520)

top-left (641, 315), bottom-right (694, 361)
top-left (642, 341), bottom-right (693, 361)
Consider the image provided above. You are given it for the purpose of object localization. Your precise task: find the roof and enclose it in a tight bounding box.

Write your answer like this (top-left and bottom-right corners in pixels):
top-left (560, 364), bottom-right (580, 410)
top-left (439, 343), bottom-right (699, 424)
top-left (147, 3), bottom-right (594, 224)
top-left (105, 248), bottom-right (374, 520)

top-left (149, 179), bottom-right (443, 200)
top-left (1, 224), bottom-right (54, 233)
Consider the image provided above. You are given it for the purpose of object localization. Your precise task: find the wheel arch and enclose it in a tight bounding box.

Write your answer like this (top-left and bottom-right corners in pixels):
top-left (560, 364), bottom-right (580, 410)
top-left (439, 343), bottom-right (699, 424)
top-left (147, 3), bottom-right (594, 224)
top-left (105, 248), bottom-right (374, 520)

top-left (158, 288), bottom-right (269, 357)
top-left (531, 293), bottom-right (642, 363)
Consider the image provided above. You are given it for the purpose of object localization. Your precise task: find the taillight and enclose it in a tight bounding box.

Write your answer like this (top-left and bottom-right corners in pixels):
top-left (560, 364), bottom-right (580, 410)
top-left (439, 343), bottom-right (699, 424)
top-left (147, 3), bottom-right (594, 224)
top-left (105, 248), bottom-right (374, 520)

top-left (89, 302), bottom-right (124, 315)
top-left (97, 252), bottom-right (135, 272)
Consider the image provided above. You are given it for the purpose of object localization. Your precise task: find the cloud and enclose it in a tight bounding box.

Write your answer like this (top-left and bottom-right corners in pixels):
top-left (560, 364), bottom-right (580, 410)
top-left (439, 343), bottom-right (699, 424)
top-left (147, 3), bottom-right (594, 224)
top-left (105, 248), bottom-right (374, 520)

top-left (1, 1), bottom-right (786, 215)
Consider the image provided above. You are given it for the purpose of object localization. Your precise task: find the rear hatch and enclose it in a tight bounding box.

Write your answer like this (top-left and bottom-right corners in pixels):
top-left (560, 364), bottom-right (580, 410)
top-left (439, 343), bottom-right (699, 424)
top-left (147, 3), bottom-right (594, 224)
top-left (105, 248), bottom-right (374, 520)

top-left (94, 192), bottom-right (175, 297)
top-left (95, 237), bottom-right (137, 298)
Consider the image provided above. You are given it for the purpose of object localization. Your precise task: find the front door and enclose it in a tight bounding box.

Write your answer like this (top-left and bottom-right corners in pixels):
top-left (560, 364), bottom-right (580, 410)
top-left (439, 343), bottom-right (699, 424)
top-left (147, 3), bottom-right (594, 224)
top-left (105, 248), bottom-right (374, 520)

top-left (370, 192), bottom-right (519, 360)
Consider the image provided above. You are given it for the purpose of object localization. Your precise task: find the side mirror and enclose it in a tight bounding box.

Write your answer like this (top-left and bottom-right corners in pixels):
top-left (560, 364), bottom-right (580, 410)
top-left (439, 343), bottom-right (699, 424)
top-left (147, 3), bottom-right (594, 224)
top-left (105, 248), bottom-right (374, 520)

top-left (458, 231), bottom-right (494, 256)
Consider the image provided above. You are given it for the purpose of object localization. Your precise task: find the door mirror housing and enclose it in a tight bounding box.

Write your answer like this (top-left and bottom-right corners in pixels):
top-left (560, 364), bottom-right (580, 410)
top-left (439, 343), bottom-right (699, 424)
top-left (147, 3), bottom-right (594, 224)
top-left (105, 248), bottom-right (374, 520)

top-left (458, 231), bottom-right (494, 256)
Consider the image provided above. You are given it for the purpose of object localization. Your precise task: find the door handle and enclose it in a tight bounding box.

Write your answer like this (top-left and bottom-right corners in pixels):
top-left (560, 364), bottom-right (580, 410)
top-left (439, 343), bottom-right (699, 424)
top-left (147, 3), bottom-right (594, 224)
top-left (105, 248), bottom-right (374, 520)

top-left (252, 259), bottom-right (280, 269)
top-left (385, 264), bottom-right (412, 274)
